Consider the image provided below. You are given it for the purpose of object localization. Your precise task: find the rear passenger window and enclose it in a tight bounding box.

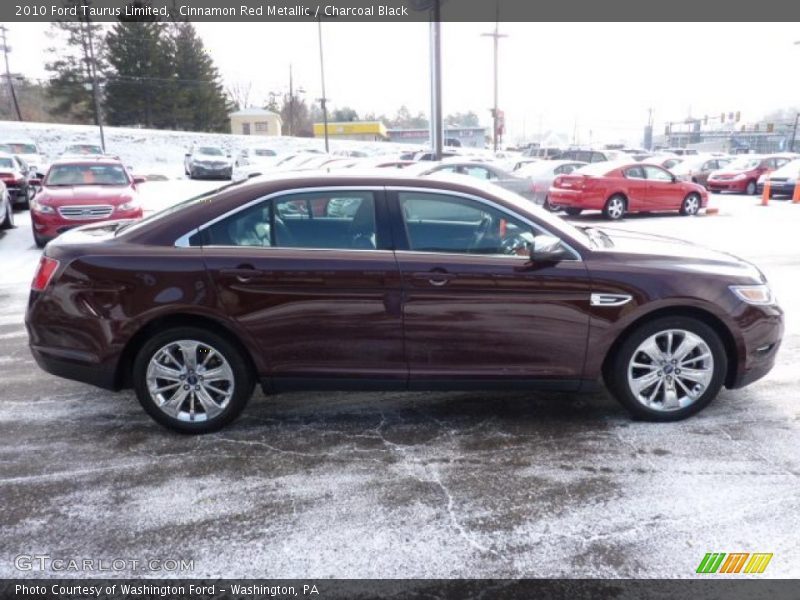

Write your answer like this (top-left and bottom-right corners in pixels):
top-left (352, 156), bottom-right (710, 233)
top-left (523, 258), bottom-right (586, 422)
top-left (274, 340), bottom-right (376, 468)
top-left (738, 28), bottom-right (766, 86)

top-left (203, 191), bottom-right (378, 250)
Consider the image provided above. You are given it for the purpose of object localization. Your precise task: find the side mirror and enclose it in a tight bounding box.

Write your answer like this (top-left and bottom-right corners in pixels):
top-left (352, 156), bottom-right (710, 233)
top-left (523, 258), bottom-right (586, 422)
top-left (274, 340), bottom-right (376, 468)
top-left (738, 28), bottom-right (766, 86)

top-left (133, 176), bottom-right (147, 184)
top-left (529, 234), bottom-right (564, 263)
top-left (184, 153), bottom-right (191, 158)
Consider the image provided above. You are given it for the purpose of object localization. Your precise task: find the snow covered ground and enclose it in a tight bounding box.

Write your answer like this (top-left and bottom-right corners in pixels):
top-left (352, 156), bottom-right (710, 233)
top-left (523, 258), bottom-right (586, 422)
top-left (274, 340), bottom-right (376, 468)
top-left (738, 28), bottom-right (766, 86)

top-left (0, 119), bottom-right (417, 180)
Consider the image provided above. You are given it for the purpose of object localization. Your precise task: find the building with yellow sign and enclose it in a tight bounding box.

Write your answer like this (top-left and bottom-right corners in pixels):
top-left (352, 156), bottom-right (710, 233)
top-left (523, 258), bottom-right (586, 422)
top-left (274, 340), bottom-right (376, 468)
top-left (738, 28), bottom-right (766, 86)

top-left (313, 121), bottom-right (388, 142)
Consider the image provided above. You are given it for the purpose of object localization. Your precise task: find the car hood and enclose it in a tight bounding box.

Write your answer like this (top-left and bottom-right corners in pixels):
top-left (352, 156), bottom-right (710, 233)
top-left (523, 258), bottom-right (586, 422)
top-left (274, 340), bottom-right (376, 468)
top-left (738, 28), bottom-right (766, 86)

top-left (709, 168), bottom-right (756, 177)
top-left (592, 227), bottom-right (763, 280)
top-left (39, 185), bottom-right (134, 204)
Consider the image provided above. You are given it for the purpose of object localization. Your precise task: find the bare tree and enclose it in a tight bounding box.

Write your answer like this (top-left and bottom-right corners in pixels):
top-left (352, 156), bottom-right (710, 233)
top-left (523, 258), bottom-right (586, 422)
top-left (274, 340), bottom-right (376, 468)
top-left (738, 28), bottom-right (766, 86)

top-left (226, 81), bottom-right (252, 111)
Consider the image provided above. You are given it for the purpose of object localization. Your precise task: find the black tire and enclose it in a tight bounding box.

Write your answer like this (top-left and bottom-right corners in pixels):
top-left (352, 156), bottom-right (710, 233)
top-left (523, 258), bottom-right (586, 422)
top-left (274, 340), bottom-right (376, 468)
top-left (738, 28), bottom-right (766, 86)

top-left (0, 201), bottom-right (14, 230)
top-left (680, 192), bottom-right (701, 216)
top-left (542, 196), bottom-right (558, 212)
top-left (606, 316), bottom-right (727, 422)
top-left (33, 228), bottom-right (47, 248)
top-left (603, 194), bottom-right (626, 220)
top-left (745, 180), bottom-right (757, 195)
top-left (132, 326), bottom-right (255, 434)
top-left (564, 207), bottom-right (583, 216)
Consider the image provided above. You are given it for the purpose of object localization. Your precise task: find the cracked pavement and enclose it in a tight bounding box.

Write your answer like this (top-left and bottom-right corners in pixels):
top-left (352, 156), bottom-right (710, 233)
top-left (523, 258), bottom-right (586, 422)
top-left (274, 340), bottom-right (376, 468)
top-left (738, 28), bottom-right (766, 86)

top-left (1, 185), bottom-right (799, 578)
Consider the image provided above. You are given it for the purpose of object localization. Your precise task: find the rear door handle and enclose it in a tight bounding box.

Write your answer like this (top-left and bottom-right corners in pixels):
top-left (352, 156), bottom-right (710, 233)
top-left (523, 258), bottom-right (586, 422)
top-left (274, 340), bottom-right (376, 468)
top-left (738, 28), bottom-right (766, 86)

top-left (220, 265), bottom-right (265, 282)
top-left (410, 271), bottom-right (454, 287)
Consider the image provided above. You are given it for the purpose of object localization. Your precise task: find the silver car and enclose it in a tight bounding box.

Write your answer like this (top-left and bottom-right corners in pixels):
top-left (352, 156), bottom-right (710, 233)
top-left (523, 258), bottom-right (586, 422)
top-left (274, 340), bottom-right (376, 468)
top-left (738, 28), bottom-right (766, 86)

top-left (514, 159), bottom-right (587, 209)
top-left (0, 180), bottom-right (13, 231)
top-left (419, 161), bottom-right (537, 202)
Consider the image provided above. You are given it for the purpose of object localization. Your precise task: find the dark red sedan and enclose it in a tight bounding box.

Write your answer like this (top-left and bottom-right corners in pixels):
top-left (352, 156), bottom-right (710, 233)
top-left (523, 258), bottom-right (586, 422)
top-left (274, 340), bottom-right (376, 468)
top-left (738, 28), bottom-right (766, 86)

top-left (548, 161), bottom-right (709, 220)
top-left (25, 174), bottom-right (782, 433)
top-left (29, 158), bottom-right (145, 247)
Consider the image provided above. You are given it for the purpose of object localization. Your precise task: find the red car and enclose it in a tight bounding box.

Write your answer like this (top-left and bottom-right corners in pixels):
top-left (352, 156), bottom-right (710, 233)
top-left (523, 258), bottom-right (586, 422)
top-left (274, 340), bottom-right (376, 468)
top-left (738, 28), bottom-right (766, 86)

top-left (29, 158), bottom-right (145, 248)
top-left (549, 161), bottom-right (709, 220)
top-left (706, 154), bottom-right (792, 195)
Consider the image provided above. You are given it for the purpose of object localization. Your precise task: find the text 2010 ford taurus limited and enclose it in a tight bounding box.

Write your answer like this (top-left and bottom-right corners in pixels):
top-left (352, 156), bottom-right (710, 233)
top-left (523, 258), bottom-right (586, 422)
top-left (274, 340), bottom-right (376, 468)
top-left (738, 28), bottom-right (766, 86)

top-left (25, 173), bottom-right (783, 433)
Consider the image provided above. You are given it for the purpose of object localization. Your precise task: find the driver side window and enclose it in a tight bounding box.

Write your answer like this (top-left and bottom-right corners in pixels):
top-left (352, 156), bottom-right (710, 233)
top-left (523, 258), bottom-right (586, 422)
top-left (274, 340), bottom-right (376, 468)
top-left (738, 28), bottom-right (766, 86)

top-left (398, 192), bottom-right (536, 257)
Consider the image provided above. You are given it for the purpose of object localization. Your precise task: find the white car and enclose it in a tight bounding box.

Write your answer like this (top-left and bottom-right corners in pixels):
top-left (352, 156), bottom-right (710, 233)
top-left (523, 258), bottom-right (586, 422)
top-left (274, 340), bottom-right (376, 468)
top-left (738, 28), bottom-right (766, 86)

top-left (0, 140), bottom-right (45, 176)
top-left (515, 159), bottom-right (588, 208)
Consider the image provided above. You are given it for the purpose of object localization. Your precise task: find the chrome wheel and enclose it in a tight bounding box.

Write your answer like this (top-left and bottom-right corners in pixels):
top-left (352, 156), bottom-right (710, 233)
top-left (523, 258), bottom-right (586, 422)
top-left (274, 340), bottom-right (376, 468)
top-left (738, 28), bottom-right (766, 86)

top-left (626, 329), bottom-right (714, 412)
top-left (682, 194), bottom-right (700, 216)
top-left (605, 196), bottom-right (625, 220)
top-left (146, 340), bottom-right (234, 422)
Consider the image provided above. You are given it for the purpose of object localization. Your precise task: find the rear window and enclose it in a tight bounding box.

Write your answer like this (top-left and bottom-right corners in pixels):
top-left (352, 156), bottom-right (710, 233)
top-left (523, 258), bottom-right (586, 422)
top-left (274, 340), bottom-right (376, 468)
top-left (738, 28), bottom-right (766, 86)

top-left (0, 158), bottom-right (15, 169)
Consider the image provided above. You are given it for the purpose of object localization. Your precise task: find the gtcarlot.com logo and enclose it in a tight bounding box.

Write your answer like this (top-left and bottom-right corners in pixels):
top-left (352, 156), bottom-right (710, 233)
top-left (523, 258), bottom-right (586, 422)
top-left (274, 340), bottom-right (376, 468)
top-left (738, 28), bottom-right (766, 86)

top-left (696, 552), bottom-right (773, 574)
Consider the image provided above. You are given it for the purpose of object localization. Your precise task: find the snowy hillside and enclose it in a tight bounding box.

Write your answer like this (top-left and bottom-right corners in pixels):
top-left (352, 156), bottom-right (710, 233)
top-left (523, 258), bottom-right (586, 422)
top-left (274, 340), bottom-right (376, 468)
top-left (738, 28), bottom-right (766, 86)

top-left (0, 120), bottom-right (415, 179)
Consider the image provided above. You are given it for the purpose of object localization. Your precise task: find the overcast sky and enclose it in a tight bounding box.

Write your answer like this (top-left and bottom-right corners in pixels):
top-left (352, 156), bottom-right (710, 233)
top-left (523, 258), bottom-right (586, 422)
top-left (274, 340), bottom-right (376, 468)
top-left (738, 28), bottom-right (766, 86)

top-left (6, 22), bottom-right (800, 145)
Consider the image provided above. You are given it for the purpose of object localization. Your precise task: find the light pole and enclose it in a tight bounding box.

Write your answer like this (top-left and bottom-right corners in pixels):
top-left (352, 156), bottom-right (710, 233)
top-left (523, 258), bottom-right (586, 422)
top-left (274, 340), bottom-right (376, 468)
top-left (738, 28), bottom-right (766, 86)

top-left (429, 0), bottom-right (442, 160)
top-left (0, 25), bottom-right (22, 121)
top-left (80, 13), bottom-right (105, 152)
top-left (317, 17), bottom-right (330, 153)
top-left (482, 12), bottom-right (507, 153)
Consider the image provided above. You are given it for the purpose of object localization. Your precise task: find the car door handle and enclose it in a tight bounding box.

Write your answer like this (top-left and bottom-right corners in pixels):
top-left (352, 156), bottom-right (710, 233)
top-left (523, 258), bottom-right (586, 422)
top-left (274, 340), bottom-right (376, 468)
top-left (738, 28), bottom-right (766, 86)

top-left (410, 271), bottom-right (454, 287)
top-left (220, 265), bottom-right (265, 282)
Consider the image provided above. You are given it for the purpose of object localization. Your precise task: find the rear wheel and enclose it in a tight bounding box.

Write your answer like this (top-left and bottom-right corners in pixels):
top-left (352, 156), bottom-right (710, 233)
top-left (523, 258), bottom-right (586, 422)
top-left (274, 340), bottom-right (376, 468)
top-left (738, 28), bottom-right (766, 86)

top-left (564, 207), bottom-right (583, 216)
top-left (680, 192), bottom-right (701, 216)
top-left (603, 195), bottom-right (626, 220)
top-left (132, 326), bottom-right (255, 434)
top-left (745, 180), bottom-right (757, 195)
top-left (542, 196), bottom-right (558, 212)
top-left (607, 316), bottom-right (727, 421)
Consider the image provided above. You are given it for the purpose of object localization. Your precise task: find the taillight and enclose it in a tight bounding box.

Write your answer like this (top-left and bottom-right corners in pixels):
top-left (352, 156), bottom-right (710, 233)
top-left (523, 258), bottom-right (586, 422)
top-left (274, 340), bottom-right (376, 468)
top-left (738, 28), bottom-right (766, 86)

top-left (31, 256), bottom-right (60, 291)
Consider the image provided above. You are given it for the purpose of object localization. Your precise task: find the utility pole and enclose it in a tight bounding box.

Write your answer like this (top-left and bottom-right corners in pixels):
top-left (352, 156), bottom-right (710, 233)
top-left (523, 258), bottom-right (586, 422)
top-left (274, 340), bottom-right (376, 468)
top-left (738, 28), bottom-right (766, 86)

top-left (0, 26), bottom-right (22, 121)
top-left (429, 0), bottom-right (442, 160)
top-left (80, 14), bottom-right (105, 152)
top-left (791, 113), bottom-right (799, 153)
top-left (317, 18), bottom-right (330, 153)
top-left (481, 9), bottom-right (507, 153)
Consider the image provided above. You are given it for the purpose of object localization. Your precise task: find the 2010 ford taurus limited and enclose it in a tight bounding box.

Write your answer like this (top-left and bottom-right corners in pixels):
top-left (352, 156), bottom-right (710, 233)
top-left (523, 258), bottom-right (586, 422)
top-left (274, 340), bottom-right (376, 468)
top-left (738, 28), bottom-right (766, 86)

top-left (25, 173), bottom-right (784, 433)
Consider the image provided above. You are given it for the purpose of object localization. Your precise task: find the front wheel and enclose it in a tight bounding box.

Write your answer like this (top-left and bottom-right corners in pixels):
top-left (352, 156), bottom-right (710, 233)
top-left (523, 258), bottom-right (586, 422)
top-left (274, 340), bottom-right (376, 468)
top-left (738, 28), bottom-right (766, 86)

top-left (680, 193), bottom-right (701, 216)
top-left (132, 327), bottom-right (255, 433)
top-left (745, 180), bottom-right (757, 195)
top-left (607, 316), bottom-right (727, 421)
top-left (603, 195), bottom-right (626, 220)
top-left (542, 196), bottom-right (558, 212)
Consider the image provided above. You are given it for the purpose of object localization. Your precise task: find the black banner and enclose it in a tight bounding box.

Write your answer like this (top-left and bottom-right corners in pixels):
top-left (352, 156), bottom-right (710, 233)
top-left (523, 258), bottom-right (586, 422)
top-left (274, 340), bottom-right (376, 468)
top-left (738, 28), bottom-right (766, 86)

top-left (3, 579), bottom-right (800, 600)
top-left (4, 0), bottom-right (800, 22)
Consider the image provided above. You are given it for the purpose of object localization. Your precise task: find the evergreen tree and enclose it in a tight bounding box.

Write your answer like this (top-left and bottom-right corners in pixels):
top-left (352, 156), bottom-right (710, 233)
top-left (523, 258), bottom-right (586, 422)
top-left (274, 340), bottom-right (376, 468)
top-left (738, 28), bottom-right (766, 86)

top-left (170, 22), bottom-right (231, 132)
top-left (103, 6), bottom-right (173, 128)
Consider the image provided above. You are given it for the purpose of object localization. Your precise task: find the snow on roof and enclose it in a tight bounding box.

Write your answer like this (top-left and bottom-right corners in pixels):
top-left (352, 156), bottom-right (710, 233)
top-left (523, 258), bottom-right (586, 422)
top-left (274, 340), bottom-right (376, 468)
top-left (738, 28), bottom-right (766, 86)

top-left (229, 107), bottom-right (281, 118)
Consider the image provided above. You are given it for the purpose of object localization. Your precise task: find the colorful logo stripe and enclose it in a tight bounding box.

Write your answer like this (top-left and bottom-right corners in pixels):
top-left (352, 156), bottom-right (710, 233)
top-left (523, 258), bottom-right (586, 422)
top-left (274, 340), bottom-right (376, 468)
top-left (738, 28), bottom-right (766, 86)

top-left (696, 553), bottom-right (772, 574)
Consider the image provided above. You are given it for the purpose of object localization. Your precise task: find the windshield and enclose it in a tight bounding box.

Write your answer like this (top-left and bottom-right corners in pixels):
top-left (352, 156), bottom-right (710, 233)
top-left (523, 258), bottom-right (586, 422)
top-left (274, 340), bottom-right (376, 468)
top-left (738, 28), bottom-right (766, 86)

top-left (198, 147), bottom-right (224, 156)
top-left (0, 158), bottom-right (15, 169)
top-left (726, 157), bottom-right (761, 170)
top-left (67, 145), bottom-right (103, 154)
top-left (45, 164), bottom-right (129, 186)
top-left (2, 143), bottom-right (37, 154)
top-left (773, 158), bottom-right (800, 176)
top-left (253, 149), bottom-right (276, 157)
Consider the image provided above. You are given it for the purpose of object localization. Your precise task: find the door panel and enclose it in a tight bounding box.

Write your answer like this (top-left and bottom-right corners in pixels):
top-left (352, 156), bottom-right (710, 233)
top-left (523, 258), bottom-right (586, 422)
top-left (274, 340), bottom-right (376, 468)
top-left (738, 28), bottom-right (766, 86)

top-left (397, 252), bottom-right (592, 384)
top-left (621, 166), bottom-right (648, 210)
top-left (643, 165), bottom-right (684, 209)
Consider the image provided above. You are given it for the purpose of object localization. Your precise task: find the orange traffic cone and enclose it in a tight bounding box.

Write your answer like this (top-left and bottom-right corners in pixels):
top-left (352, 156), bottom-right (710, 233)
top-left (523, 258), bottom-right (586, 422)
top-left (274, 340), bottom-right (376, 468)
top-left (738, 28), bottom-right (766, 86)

top-left (792, 181), bottom-right (800, 204)
top-left (761, 179), bottom-right (771, 206)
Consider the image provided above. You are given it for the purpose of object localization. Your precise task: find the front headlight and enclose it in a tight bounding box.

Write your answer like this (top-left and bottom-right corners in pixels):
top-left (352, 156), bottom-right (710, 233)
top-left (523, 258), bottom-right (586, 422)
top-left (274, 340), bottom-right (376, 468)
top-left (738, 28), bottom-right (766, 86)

top-left (733, 173), bottom-right (747, 180)
top-left (730, 284), bottom-right (775, 306)
top-left (31, 200), bottom-right (55, 214)
top-left (757, 174), bottom-right (767, 184)
top-left (118, 200), bottom-right (139, 212)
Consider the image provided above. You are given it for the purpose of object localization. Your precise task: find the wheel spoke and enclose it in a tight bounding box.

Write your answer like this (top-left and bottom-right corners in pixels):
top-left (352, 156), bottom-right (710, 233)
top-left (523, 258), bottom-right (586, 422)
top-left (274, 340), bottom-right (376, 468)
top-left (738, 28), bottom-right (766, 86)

top-left (151, 363), bottom-right (183, 382)
top-left (638, 337), bottom-right (665, 363)
top-left (681, 352), bottom-right (710, 365)
top-left (631, 370), bottom-right (661, 394)
top-left (195, 387), bottom-right (224, 419)
top-left (178, 341), bottom-right (199, 371)
top-left (677, 367), bottom-right (712, 384)
top-left (663, 380), bottom-right (680, 409)
top-left (153, 381), bottom-right (180, 394)
top-left (672, 335), bottom-right (697, 362)
top-left (202, 364), bottom-right (233, 382)
top-left (160, 387), bottom-right (189, 417)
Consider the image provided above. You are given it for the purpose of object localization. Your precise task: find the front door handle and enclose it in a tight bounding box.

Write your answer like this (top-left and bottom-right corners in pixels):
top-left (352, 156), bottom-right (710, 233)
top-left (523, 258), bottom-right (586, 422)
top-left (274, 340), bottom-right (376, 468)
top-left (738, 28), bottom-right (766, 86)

top-left (410, 271), bottom-right (454, 287)
top-left (220, 265), bottom-right (265, 282)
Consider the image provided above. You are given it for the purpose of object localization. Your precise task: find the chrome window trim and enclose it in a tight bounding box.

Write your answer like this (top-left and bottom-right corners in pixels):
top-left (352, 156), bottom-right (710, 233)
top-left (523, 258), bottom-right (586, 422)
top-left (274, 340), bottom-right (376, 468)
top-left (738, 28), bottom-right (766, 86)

top-left (387, 185), bottom-right (583, 262)
top-left (173, 185), bottom-right (384, 248)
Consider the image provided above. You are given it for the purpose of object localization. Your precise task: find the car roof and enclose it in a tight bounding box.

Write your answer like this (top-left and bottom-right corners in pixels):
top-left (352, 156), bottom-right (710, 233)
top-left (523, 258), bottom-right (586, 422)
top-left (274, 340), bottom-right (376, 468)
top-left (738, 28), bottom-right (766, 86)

top-left (50, 157), bottom-right (124, 166)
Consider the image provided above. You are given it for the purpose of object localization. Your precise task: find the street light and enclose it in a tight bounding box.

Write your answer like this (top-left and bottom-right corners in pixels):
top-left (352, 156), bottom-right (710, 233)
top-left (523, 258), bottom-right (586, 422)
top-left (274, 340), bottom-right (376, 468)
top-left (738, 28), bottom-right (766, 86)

top-left (481, 16), bottom-right (507, 153)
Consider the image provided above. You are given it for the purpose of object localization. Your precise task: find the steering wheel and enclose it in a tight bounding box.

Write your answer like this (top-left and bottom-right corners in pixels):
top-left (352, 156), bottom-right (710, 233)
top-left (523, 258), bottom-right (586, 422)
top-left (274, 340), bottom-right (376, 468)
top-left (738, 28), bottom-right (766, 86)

top-left (468, 214), bottom-right (495, 253)
top-left (500, 233), bottom-right (531, 256)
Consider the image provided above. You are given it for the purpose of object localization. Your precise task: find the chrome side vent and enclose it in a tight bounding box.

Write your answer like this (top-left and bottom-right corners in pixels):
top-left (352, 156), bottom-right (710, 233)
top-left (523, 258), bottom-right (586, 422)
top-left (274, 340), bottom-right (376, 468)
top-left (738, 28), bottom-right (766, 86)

top-left (590, 293), bottom-right (633, 307)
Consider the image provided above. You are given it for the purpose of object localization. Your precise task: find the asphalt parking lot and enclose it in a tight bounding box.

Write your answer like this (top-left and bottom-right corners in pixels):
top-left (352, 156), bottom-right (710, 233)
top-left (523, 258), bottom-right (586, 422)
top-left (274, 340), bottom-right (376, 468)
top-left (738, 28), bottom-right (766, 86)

top-left (1, 184), bottom-right (798, 578)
